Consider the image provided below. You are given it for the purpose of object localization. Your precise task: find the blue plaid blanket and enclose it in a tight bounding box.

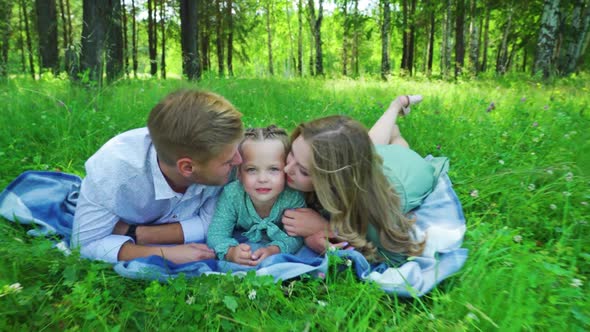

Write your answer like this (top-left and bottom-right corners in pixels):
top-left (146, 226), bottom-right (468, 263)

top-left (0, 170), bottom-right (468, 297)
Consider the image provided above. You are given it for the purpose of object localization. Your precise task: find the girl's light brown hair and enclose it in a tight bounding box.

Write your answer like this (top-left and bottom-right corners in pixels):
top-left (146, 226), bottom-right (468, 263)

top-left (147, 89), bottom-right (243, 165)
top-left (239, 125), bottom-right (290, 156)
top-left (292, 115), bottom-right (424, 262)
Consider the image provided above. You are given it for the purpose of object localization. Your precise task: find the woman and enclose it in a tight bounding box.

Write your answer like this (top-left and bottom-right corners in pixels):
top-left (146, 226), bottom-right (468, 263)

top-left (282, 95), bottom-right (455, 265)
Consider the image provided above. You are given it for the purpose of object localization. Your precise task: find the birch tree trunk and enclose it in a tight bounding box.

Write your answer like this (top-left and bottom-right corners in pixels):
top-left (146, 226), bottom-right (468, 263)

top-left (534, 0), bottom-right (560, 78)
top-left (558, 0), bottom-right (589, 74)
top-left (441, 0), bottom-right (453, 79)
top-left (307, 0), bottom-right (324, 76)
top-left (496, 4), bottom-right (513, 74)
top-left (381, 0), bottom-right (391, 80)
top-left (226, 0), bottom-right (234, 76)
top-left (131, 0), bottom-right (138, 77)
top-left (266, 0), bottom-right (274, 75)
top-left (481, 2), bottom-right (490, 72)
top-left (215, 0), bottom-right (224, 77)
top-left (22, 0), bottom-right (35, 79)
top-left (147, 0), bottom-right (157, 76)
top-left (160, 0), bottom-right (166, 79)
top-left (297, 0), bottom-right (303, 76)
top-left (454, 0), bottom-right (465, 77)
top-left (342, 0), bottom-right (349, 76)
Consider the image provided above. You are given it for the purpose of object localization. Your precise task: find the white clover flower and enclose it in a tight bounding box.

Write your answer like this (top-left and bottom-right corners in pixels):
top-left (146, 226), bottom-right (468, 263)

top-left (248, 289), bottom-right (257, 300)
top-left (527, 184), bottom-right (536, 191)
top-left (470, 190), bottom-right (479, 198)
top-left (565, 172), bottom-right (574, 182)
top-left (549, 204), bottom-right (557, 210)
top-left (570, 278), bottom-right (583, 288)
top-left (317, 300), bottom-right (327, 307)
top-left (546, 169), bottom-right (554, 175)
top-left (186, 295), bottom-right (195, 305)
top-left (513, 235), bottom-right (523, 243)
top-left (532, 137), bottom-right (539, 143)
top-left (581, 201), bottom-right (588, 206)
top-left (502, 131), bottom-right (508, 138)
top-left (563, 191), bottom-right (571, 197)
top-left (9, 283), bottom-right (22, 293)
top-left (466, 312), bottom-right (479, 321)
top-left (345, 259), bottom-right (352, 267)
top-left (498, 160), bottom-right (505, 165)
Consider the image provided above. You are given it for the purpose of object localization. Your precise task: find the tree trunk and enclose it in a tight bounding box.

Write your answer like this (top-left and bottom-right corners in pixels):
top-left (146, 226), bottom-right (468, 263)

top-left (496, 5), bottom-right (513, 74)
top-left (307, 0), bottom-right (323, 76)
top-left (22, 0), bottom-right (36, 79)
top-left (285, 1), bottom-right (295, 75)
top-left (481, 2), bottom-right (490, 72)
top-left (0, 1), bottom-right (11, 77)
top-left (342, 0), bottom-right (349, 76)
top-left (558, 0), bottom-right (589, 74)
top-left (454, 0), bottom-right (465, 77)
top-left (199, 1), bottom-right (211, 72)
top-left (534, 0), bottom-right (560, 78)
top-left (180, 0), bottom-right (199, 80)
top-left (381, 0), bottom-right (391, 79)
top-left (265, 0), bottom-right (274, 75)
top-left (226, 0), bottom-right (233, 76)
top-left (352, 0), bottom-right (359, 76)
top-left (427, 4), bottom-right (435, 75)
top-left (215, 0), bottom-right (224, 77)
top-left (468, 0), bottom-right (480, 75)
top-left (122, 0), bottom-right (129, 77)
top-left (58, 0), bottom-right (68, 70)
top-left (160, 0), bottom-right (166, 79)
top-left (35, 0), bottom-right (59, 74)
top-left (297, 0), bottom-right (303, 76)
top-left (147, 0), bottom-right (157, 76)
top-left (131, 0), bottom-right (138, 77)
top-left (106, 0), bottom-right (124, 83)
top-left (80, 1), bottom-right (109, 83)
top-left (441, 0), bottom-right (452, 78)
top-left (401, 0), bottom-right (408, 73)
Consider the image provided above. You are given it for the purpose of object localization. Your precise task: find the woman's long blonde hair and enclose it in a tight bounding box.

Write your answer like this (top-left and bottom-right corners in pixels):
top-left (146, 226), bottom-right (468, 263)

top-left (292, 115), bottom-right (424, 261)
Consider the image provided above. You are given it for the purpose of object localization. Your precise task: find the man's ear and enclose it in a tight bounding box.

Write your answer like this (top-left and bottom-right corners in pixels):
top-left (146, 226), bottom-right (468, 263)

top-left (177, 157), bottom-right (195, 177)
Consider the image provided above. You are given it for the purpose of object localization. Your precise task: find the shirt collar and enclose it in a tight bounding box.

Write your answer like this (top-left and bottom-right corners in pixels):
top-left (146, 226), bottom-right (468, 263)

top-left (149, 144), bottom-right (182, 200)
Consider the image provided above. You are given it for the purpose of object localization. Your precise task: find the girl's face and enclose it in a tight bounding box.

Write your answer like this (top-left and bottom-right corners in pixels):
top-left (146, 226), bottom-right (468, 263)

top-left (239, 140), bottom-right (286, 207)
top-left (284, 136), bottom-right (314, 192)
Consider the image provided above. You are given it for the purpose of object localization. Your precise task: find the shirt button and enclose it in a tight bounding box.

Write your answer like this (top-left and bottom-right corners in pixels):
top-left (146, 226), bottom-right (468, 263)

top-left (172, 215), bottom-right (177, 219)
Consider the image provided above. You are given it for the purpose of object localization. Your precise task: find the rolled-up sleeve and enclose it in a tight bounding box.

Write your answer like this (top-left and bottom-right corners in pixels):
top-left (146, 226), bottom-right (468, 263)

top-left (180, 193), bottom-right (219, 243)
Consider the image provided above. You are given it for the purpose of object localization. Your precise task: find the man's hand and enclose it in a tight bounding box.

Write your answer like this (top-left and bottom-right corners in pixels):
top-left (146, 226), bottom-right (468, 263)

top-left (304, 231), bottom-right (348, 254)
top-left (112, 220), bottom-right (129, 236)
top-left (161, 243), bottom-right (216, 264)
top-left (282, 208), bottom-right (329, 237)
top-left (251, 245), bottom-right (280, 265)
top-left (226, 244), bottom-right (254, 265)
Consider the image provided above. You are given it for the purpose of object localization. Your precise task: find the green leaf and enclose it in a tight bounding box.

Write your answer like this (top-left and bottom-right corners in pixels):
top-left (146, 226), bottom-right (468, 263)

top-left (223, 295), bottom-right (238, 313)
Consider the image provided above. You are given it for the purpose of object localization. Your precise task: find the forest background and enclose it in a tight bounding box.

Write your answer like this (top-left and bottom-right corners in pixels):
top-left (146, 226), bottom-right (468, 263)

top-left (1, 0), bottom-right (589, 330)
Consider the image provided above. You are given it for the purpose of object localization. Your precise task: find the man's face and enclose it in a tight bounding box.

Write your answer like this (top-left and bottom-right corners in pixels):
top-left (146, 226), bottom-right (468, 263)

top-left (191, 141), bottom-right (242, 186)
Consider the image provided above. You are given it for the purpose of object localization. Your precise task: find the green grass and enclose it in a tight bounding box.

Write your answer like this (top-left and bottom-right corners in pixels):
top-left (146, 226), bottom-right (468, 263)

top-left (1, 75), bottom-right (589, 330)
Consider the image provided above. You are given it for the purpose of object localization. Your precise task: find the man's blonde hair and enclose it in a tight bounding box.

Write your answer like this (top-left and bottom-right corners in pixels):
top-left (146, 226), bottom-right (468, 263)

top-left (292, 115), bottom-right (424, 262)
top-left (147, 89), bottom-right (244, 165)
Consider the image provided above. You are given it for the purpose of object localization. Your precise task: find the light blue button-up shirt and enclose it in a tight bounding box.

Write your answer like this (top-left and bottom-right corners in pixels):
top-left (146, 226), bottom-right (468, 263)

top-left (71, 128), bottom-right (222, 263)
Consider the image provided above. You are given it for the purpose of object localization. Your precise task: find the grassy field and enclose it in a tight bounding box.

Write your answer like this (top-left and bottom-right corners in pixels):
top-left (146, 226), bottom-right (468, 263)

top-left (1, 75), bottom-right (589, 331)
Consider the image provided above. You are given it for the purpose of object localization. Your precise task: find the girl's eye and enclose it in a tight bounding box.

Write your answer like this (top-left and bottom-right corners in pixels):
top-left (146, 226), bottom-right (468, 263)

top-left (246, 168), bottom-right (256, 173)
top-left (300, 168), bottom-right (309, 177)
top-left (270, 167), bottom-right (281, 172)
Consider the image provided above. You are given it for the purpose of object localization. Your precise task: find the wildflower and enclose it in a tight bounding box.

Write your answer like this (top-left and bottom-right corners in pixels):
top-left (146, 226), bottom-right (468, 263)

top-left (564, 134), bottom-right (570, 139)
top-left (498, 160), bottom-right (505, 165)
top-left (533, 137), bottom-right (540, 143)
top-left (546, 169), bottom-right (554, 175)
top-left (317, 300), bottom-right (327, 307)
top-left (549, 204), bottom-right (557, 210)
top-left (581, 202), bottom-right (588, 206)
top-left (328, 246), bottom-right (337, 253)
top-left (543, 105), bottom-right (549, 110)
top-left (13, 237), bottom-right (23, 243)
top-left (345, 259), bottom-right (352, 267)
top-left (513, 235), bottom-right (523, 243)
top-left (470, 190), bottom-right (479, 198)
top-left (532, 122), bottom-right (538, 127)
top-left (578, 220), bottom-right (587, 225)
top-left (570, 278), bottom-right (583, 288)
top-left (520, 97), bottom-right (527, 102)
top-left (8, 283), bottom-right (22, 293)
top-left (248, 289), bottom-right (257, 300)
top-left (317, 272), bottom-right (326, 279)
top-left (565, 172), bottom-right (573, 182)
top-left (531, 152), bottom-right (536, 156)
top-left (186, 295), bottom-right (195, 305)
top-left (502, 132), bottom-right (508, 138)
top-left (562, 191), bottom-right (571, 197)
top-left (527, 184), bottom-right (536, 191)
top-left (486, 102), bottom-right (495, 112)
top-left (436, 144), bottom-right (441, 150)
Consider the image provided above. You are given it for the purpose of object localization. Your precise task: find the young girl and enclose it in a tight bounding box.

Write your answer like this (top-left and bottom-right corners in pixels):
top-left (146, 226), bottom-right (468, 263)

top-left (207, 126), bottom-right (305, 266)
top-left (282, 95), bottom-right (455, 265)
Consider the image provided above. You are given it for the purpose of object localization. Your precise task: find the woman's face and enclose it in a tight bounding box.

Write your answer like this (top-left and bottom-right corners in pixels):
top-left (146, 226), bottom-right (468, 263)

top-left (284, 136), bottom-right (315, 192)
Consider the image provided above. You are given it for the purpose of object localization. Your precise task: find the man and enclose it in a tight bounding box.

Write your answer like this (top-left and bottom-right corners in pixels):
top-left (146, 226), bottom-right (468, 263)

top-left (71, 90), bottom-right (243, 264)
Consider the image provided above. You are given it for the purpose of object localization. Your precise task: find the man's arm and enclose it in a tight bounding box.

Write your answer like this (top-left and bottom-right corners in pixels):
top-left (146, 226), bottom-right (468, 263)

top-left (112, 221), bottom-right (184, 245)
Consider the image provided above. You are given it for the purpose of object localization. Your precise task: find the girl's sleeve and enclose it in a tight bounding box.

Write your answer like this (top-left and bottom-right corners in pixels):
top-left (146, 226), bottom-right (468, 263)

top-left (268, 189), bottom-right (306, 254)
top-left (206, 183), bottom-right (240, 260)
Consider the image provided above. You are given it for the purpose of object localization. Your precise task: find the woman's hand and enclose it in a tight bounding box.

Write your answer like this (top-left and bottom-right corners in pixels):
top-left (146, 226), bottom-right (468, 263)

top-left (304, 231), bottom-right (349, 254)
top-left (282, 208), bottom-right (329, 237)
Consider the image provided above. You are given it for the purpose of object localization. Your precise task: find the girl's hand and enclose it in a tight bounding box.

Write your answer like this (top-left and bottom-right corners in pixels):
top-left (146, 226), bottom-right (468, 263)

top-left (251, 245), bottom-right (280, 265)
top-left (282, 208), bottom-right (329, 237)
top-left (225, 244), bottom-right (253, 265)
